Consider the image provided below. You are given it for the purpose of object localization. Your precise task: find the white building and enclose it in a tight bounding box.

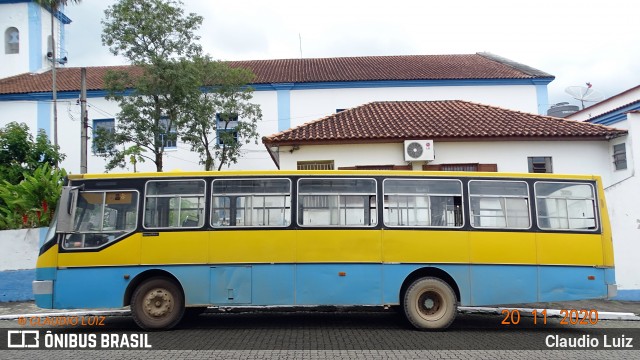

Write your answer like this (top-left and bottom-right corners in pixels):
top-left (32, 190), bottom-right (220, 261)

top-left (567, 85), bottom-right (640, 300)
top-left (0, 0), bottom-right (70, 79)
top-left (0, 54), bottom-right (555, 174)
top-left (1, 1), bottom-right (555, 173)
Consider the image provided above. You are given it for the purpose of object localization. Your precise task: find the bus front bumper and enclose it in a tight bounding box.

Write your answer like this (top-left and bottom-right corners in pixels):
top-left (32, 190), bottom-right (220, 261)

top-left (32, 280), bottom-right (53, 309)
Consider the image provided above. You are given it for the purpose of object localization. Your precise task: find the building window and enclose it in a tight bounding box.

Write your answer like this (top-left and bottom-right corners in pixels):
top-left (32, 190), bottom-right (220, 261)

top-left (613, 143), bottom-right (627, 170)
top-left (159, 117), bottom-right (177, 149)
top-left (297, 160), bottom-right (334, 170)
top-left (92, 118), bottom-right (115, 154)
top-left (216, 113), bottom-right (239, 146)
top-left (528, 157), bottom-right (553, 173)
top-left (5, 27), bottom-right (19, 54)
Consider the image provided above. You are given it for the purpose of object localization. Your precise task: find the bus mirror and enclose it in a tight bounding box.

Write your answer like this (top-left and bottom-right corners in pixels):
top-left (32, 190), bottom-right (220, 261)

top-left (56, 186), bottom-right (79, 233)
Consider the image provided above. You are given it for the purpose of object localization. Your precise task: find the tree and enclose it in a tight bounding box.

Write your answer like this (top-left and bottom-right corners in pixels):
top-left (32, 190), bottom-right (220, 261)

top-left (0, 164), bottom-right (67, 230)
top-left (0, 122), bottom-right (65, 185)
top-left (98, 0), bottom-right (203, 172)
top-left (0, 122), bottom-right (66, 230)
top-left (34, 0), bottom-right (82, 148)
top-left (180, 57), bottom-right (262, 171)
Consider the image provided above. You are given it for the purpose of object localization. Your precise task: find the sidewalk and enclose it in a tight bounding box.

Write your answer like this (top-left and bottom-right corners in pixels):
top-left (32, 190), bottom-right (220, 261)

top-left (1, 299), bottom-right (639, 321)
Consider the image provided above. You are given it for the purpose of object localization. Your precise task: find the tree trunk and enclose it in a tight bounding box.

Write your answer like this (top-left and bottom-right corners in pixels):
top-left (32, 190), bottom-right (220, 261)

top-left (155, 152), bottom-right (163, 172)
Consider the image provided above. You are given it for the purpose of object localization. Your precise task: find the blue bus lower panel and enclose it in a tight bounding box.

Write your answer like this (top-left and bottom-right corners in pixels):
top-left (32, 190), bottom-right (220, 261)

top-left (52, 264), bottom-right (611, 309)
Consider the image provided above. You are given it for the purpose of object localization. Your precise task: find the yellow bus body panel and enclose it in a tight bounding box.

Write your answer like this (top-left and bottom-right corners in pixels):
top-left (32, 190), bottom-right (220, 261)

top-left (296, 230), bottom-right (381, 263)
top-left (469, 231), bottom-right (537, 264)
top-left (140, 231), bottom-right (207, 265)
top-left (37, 245), bottom-right (59, 268)
top-left (536, 233), bottom-right (604, 266)
top-left (58, 234), bottom-right (141, 267)
top-left (209, 230), bottom-right (296, 263)
top-left (383, 230), bottom-right (469, 263)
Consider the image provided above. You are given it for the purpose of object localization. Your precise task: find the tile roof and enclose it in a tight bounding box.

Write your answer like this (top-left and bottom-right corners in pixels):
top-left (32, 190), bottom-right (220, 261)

top-left (0, 53), bottom-right (553, 95)
top-left (262, 100), bottom-right (627, 145)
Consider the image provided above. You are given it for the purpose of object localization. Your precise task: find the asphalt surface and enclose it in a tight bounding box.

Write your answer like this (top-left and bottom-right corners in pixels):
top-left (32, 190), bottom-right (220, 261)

top-left (2, 299), bottom-right (639, 319)
top-left (1, 300), bottom-right (639, 359)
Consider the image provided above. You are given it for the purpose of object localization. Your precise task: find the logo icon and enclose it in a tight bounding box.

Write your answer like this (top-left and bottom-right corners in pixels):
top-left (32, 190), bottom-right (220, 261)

top-left (7, 330), bottom-right (39, 348)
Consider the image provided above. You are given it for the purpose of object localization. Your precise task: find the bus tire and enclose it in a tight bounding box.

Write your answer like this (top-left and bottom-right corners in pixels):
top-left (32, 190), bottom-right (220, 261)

top-left (131, 277), bottom-right (184, 330)
top-left (403, 277), bottom-right (457, 330)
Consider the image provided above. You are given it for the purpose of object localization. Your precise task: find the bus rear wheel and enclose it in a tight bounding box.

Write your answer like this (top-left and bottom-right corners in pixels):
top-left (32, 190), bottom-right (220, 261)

top-left (403, 277), bottom-right (457, 330)
top-left (131, 277), bottom-right (184, 330)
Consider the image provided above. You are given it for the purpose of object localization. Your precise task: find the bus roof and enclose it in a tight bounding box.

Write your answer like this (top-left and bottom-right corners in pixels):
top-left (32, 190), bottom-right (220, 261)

top-left (67, 170), bottom-right (601, 182)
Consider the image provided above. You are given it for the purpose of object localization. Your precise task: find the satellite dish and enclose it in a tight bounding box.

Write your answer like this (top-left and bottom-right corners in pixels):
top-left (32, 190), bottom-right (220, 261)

top-left (565, 83), bottom-right (605, 109)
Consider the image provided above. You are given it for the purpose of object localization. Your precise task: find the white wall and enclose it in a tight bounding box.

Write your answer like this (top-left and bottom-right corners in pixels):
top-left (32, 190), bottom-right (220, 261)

top-left (0, 2), bottom-right (30, 78)
top-left (0, 3), bottom-right (61, 78)
top-left (601, 113), bottom-right (640, 291)
top-left (277, 139), bottom-right (614, 183)
top-left (569, 87), bottom-right (640, 122)
top-left (45, 83), bottom-right (542, 174)
top-left (0, 228), bottom-right (42, 271)
top-left (290, 85), bottom-right (539, 125)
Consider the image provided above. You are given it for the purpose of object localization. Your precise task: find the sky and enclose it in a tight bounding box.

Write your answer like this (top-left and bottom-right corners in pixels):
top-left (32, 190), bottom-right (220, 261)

top-left (63, 0), bottom-right (640, 110)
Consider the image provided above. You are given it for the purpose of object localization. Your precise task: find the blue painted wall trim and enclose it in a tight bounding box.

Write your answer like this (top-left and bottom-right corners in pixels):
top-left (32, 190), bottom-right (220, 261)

top-left (535, 82), bottom-right (549, 115)
top-left (37, 100), bottom-right (50, 137)
top-left (273, 83), bottom-right (293, 131)
top-left (0, 269), bottom-right (35, 302)
top-left (587, 101), bottom-right (640, 126)
top-left (0, 78), bottom-right (553, 102)
top-left (614, 290), bottom-right (640, 301)
top-left (27, 1), bottom-right (42, 73)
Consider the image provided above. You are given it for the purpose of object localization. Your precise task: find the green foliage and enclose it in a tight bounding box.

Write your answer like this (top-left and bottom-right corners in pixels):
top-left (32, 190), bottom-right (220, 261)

top-left (98, 0), bottom-right (204, 172)
top-left (180, 57), bottom-right (262, 170)
top-left (0, 164), bottom-right (67, 230)
top-left (0, 122), bottom-right (65, 184)
top-left (97, 0), bottom-right (262, 173)
top-left (101, 0), bottom-right (202, 64)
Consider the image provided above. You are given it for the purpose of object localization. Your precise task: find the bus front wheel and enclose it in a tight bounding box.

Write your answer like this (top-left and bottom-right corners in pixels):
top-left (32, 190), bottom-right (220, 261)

top-left (131, 277), bottom-right (184, 330)
top-left (403, 277), bottom-right (457, 330)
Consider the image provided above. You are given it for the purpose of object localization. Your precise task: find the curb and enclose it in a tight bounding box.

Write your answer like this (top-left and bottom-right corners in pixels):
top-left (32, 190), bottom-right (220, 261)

top-left (1, 306), bottom-right (639, 321)
top-left (0, 309), bottom-right (129, 321)
top-left (459, 306), bottom-right (640, 321)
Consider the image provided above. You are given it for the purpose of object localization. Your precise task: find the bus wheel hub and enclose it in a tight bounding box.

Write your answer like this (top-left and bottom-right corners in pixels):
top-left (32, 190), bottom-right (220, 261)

top-left (144, 289), bottom-right (173, 317)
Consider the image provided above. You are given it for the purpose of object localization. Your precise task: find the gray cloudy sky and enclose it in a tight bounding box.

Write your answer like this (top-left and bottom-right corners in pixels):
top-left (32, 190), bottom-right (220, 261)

top-left (63, 0), bottom-right (639, 109)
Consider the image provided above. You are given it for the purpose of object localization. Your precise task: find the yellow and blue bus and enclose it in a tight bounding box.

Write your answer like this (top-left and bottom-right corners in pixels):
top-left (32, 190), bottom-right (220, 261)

top-left (33, 170), bottom-right (617, 330)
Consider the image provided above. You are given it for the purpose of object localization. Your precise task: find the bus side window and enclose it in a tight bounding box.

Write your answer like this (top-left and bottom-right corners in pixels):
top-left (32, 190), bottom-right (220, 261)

top-left (211, 179), bottom-right (291, 228)
top-left (535, 182), bottom-right (598, 231)
top-left (468, 180), bottom-right (530, 229)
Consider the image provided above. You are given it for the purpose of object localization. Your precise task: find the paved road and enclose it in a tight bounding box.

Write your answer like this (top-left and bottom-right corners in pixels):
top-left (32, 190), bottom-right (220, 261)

top-left (1, 310), bottom-right (639, 359)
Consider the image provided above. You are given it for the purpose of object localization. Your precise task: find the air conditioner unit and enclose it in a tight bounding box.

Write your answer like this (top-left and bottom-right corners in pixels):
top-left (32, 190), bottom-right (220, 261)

top-left (404, 140), bottom-right (434, 162)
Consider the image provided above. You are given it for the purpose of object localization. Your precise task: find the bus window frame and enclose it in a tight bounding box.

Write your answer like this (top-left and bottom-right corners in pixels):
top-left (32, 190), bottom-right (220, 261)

top-left (296, 177), bottom-right (378, 228)
top-left (468, 179), bottom-right (532, 230)
top-left (142, 179), bottom-right (207, 230)
top-left (382, 178), bottom-right (465, 229)
top-left (210, 177), bottom-right (292, 228)
top-left (534, 180), bottom-right (600, 232)
top-left (61, 189), bottom-right (140, 250)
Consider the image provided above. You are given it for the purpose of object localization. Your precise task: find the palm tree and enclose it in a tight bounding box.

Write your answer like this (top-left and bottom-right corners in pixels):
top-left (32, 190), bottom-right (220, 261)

top-left (34, 0), bottom-right (81, 148)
